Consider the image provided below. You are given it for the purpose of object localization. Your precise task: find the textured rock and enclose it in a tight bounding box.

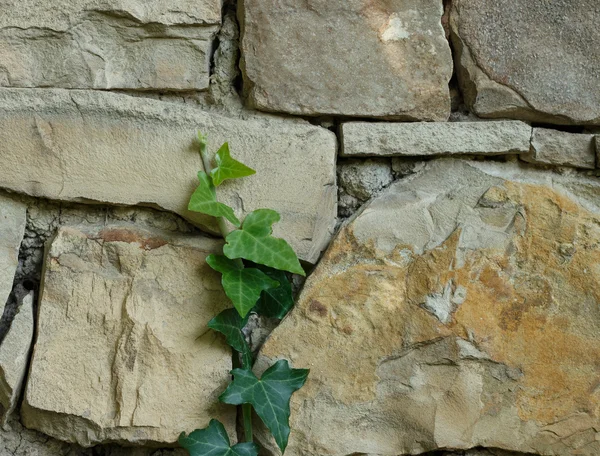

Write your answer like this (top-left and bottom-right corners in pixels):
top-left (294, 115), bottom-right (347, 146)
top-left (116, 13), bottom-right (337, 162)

top-left (22, 224), bottom-right (235, 446)
top-left (521, 129), bottom-right (596, 169)
top-left (239, 0), bottom-right (452, 120)
top-left (450, 0), bottom-right (600, 125)
top-left (338, 159), bottom-right (393, 201)
top-left (341, 121), bottom-right (532, 157)
top-left (0, 193), bottom-right (26, 310)
top-left (0, 88), bottom-right (337, 264)
top-left (257, 159), bottom-right (600, 455)
top-left (0, 292), bottom-right (34, 425)
top-left (0, 0), bottom-right (221, 90)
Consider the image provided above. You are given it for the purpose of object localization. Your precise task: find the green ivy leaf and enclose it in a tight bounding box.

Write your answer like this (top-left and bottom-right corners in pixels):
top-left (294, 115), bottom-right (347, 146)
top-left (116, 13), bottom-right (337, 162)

top-left (188, 171), bottom-right (240, 227)
top-left (223, 210), bottom-right (305, 276)
top-left (208, 308), bottom-right (252, 368)
top-left (207, 255), bottom-right (279, 318)
top-left (211, 143), bottom-right (256, 186)
top-left (219, 360), bottom-right (309, 454)
top-left (251, 264), bottom-right (294, 319)
top-left (179, 419), bottom-right (258, 456)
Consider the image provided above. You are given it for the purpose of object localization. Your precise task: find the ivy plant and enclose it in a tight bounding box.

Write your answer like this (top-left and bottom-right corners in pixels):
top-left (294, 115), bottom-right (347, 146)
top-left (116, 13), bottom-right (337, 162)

top-left (179, 133), bottom-right (309, 456)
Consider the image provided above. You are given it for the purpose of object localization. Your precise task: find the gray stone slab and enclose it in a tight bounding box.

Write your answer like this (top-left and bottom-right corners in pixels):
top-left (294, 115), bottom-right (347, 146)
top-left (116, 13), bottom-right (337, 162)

top-left (341, 121), bottom-right (532, 157)
top-left (521, 128), bottom-right (596, 169)
top-left (0, 0), bottom-right (222, 90)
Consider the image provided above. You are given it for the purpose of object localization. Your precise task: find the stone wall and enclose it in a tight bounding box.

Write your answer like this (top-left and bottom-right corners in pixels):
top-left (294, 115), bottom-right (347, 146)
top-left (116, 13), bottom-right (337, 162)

top-left (0, 0), bottom-right (598, 455)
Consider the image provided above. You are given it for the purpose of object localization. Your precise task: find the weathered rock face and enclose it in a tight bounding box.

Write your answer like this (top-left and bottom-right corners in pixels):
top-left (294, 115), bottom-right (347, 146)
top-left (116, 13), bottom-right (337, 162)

top-left (0, 0), bottom-right (221, 91)
top-left (341, 121), bottom-right (532, 157)
top-left (521, 129), bottom-right (596, 169)
top-left (239, 0), bottom-right (453, 120)
top-left (0, 88), bottom-right (337, 264)
top-left (22, 224), bottom-right (235, 446)
top-left (257, 160), bottom-right (600, 455)
top-left (0, 193), bottom-right (26, 310)
top-left (450, 0), bottom-right (600, 125)
top-left (0, 292), bottom-right (34, 425)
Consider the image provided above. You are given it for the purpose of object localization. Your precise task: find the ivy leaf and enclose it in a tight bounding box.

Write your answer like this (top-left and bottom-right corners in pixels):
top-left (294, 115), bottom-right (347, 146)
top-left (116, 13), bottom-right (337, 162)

top-left (179, 419), bottom-right (258, 456)
top-left (223, 210), bottom-right (305, 276)
top-left (211, 143), bottom-right (256, 186)
top-left (251, 264), bottom-right (294, 319)
top-left (207, 255), bottom-right (279, 318)
top-left (188, 171), bottom-right (240, 227)
top-left (208, 308), bottom-right (253, 368)
top-left (219, 360), bottom-right (309, 454)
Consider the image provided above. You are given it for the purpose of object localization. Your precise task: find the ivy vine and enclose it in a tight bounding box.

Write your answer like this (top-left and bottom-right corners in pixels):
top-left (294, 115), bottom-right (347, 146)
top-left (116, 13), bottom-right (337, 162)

top-left (178, 133), bottom-right (309, 455)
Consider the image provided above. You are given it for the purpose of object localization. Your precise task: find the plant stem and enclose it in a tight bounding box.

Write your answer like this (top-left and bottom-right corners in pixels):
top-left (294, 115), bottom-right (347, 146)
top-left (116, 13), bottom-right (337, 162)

top-left (200, 135), bottom-right (253, 442)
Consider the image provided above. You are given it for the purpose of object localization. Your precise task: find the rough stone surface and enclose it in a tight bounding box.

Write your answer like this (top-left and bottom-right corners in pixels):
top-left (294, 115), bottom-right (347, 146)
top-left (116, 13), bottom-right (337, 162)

top-left (1, 416), bottom-right (188, 456)
top-left (0, 0), bottom-right (221, 91)
top-left (338, 159), bottom-right (393, 201)
top-left (257, 159), bottom-right (600, 455)
top-left (0, 193), bottom-right (26, 311)
top-left (239, 0), bottom-right (453, 120)
top-left (521, 129), bottom-right (596, 169)
top-left (341, 121), bottom-right (532, 157)
top-left (22, 224), bottom-right (235, 446)
top-left (450, 0), bottom-right (600, 125)
top-left (0, 292), bottom-right (34, 425)
top-left (0, 88), bottom-right (337, 264)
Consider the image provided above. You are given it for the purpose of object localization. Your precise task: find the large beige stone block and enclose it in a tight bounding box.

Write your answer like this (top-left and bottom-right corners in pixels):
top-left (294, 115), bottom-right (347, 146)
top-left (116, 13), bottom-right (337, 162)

top-left (0, 88), bottom-right (337, 264)
top-left (0, 0), bottom-right (222, 90)
top-left (257, 159), bottom-right (600, 455)
top-left (21, 224), bottom-right (235, 446)
top-left (239, 0), bottom-right (452, 120)
top-left (450, 0), bottom-right (600, 125)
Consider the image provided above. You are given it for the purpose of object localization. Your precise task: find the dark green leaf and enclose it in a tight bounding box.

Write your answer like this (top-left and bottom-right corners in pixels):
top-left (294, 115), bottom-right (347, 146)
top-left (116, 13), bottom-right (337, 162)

top-left (208, 308), bottom-right (252, 368)
top-left (223, 210), bottom-right (305, 276)
top-left (207, 255), bottom-right (279, 318)
top-left (179, 419), bottom-right (258, 456)
top-left (211, 143), bottom-right (256, 186)
top-left (188, 172), bottom-right (240, 227)
top-left (219, 360), bottom-right (309, 454)
top-left (252, 265), bottom-right (294, 319)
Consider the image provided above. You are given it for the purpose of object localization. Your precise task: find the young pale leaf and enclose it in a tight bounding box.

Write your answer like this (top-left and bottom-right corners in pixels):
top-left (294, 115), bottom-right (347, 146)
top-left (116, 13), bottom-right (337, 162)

top-left (208, 308), bottom-right (252, 368)
top-left (219, 360), bottom-right (309, 454)
top-left (207, 255), bottom-right (280, 318)
top-left (179, 419), bottom-right (258, 456)
top-left (223, 209), bottom-right (305, 276)
top-left (251, 264), bottom-right (294, 319)
top-left (188, 172), bottom-right (240, 227)
top-left (211, 143), bottom-right (256, 186)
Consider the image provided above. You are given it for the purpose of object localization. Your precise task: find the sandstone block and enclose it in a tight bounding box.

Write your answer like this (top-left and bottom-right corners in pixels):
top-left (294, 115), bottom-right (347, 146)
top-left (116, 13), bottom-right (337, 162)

top-left (521, 128), bottom-right (596, 169)
top-left (0, 88), bottom-right (337, 264)
top-left (0, 0), bottom-right (222, 90)
top-left (0, 194), bottom-right (26, 310)
top-left (0, 292), bottom-right (34, 425)
top-left (450, 0), bottom-right (600, 125)
top-left (21, 224), bottom-right (235, 446)
top-left (239, 0), bottom-right (452, 120)
top-left (257, 159), bottom-right (600, 455)
top-left (341, 121), bottom-right (532, 156)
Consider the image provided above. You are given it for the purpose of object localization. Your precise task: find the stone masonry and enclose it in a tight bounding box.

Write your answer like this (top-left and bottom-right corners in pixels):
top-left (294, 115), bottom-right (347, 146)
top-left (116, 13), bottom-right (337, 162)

top-left (0, 0), bottom-right (599, 455)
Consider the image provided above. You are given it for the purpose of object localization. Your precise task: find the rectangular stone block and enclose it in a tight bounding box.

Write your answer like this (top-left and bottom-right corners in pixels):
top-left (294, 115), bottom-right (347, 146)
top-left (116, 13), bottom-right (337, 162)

top-left (521, 128), bottom-right (596, 169)
top-left (341, 121), bottom-right (532, 157)
top-left (22, 225), bottom-right (234, 446)
top-left (240, 0), bottom-right (452, 120)
top-left (0, 0), bottom-right (222, 90)
top-left (0, 193), bottom-right (26, 311)
top-left (0, 88), bottom-right (337, 264)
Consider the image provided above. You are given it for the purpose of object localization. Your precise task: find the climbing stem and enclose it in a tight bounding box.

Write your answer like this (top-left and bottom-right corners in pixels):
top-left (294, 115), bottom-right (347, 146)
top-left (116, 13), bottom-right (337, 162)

top-left (200, 136), bottom-right (252, 442)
